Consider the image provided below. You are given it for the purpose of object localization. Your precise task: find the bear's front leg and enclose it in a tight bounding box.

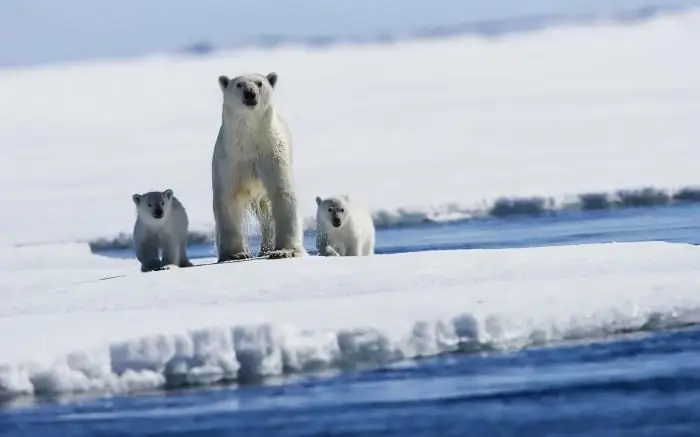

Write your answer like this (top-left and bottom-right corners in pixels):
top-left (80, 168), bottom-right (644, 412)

top-left (136, 237), bottom-right (164, 272)
top-left (315, 232), bottom-right (339, 256)
top-left (258, 156), bottom-right (305, 259)
top-left (213, 188), bottom-right (252, 262)
top-left (178, 239), bottom-right (194, 268)
top-left (344, 239), bottom-right (362, 256)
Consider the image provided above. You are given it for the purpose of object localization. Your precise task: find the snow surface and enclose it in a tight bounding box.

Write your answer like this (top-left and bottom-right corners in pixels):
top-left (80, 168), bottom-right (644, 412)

top-left (0, 11), bottom-right (700, 247)
top-left (1, 241), bottom-right (700, 399)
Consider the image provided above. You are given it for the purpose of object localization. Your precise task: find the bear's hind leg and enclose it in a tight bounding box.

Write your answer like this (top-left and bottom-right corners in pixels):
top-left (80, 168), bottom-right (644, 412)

top-left (254, 197), bottom-right (274, 257)
top-left (363, 234), bottom-right (375, 256)
top-left (178, 239), bottom-right (193, 268)
top-left (161, 238), bottom-right (181, 268)
top-left (213, 191), bottom-right (252, 262)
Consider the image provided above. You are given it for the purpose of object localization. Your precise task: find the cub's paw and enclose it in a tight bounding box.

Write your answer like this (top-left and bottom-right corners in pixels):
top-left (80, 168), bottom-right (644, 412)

top-left (141, 262), bottom-right (167, 273)
top-left (323, 246), bottom-right (340, 257)
top-left (218, 252), bottom-right (253, 263)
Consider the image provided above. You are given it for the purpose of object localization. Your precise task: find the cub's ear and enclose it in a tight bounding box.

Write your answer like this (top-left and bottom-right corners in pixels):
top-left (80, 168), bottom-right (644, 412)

top-left (315, 196), bottom-right (322, 206)
top-left (164, 189), bottom-right (174, 200)
top-left (218, 75), bottom-right (230, 90)
top-left (266, 72), bottom-right (278, 88)
top-left (132, 194), bottom-right (141, 206)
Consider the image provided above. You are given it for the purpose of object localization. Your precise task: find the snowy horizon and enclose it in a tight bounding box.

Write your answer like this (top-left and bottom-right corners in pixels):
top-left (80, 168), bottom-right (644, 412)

top-left (1, 9), bottom-right (700, 248)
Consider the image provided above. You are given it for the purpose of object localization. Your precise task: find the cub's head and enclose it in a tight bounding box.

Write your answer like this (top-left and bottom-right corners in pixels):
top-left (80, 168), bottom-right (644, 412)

top-left (315, 195), bottom-right (348, 229)
top-left (218, 72), bottom-right (278, 111)
top-left (132, 189), bottom-right (174, 222)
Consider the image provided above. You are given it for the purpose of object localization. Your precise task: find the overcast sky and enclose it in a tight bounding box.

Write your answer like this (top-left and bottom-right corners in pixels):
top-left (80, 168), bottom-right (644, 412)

top-left (1, 0), bottom-right (698, 67)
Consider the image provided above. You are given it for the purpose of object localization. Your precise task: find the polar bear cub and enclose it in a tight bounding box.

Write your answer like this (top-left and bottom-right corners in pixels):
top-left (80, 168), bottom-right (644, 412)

top-left (212, 71), bottom-right (305, 262)
top-left (315, 195), bottom-right (375, 256)
top-left (132, 189), bottom-right (193, 272)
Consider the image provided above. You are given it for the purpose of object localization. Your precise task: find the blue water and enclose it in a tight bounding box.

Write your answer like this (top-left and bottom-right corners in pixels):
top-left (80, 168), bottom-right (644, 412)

top-left (100, 203), bottom-right (700, 261)
top-left (5, 204), bottom-right (700, 436)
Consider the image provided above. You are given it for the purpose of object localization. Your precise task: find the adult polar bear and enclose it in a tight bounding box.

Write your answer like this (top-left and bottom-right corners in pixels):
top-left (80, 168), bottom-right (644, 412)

top-left (211, 72), bottom-right (306, 261)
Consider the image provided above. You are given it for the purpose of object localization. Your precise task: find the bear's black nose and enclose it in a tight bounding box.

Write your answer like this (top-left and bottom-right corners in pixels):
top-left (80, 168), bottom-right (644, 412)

top-left (154, 209), bottom-right (164, 218)
top-left (332, 218), bottom-right (341, 227)
top-left (243, 90), bottom-right (256, 100)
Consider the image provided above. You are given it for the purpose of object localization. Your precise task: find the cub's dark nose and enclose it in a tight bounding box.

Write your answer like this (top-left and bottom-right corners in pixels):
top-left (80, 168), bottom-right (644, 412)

top-left (154, 209), bottom-right (164, 219)
top-left (243, 90), bottom-right (256, 101)
top-left (332, 218), bottom-right (341, 227)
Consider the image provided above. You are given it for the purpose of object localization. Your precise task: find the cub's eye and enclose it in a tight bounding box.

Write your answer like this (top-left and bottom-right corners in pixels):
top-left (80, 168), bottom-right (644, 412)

top-left (338, 209), bottom-right (344, 213)
top-left (235, 83), bottom-right (242, 89)
top-left (328, 207), bottom-right (333, 212)
top-left (255, 81), bottom-right (263, 87)
top-left (160, 201), bottom-right (165, 206)
top-left (147, 203), bottom-right (152, 208)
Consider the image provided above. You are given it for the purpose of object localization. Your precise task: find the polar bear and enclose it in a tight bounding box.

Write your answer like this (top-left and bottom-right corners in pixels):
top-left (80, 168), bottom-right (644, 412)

top-left (315, 195), bottom-right (375, 256)
top-left (212, 72), bottom-right (305, 262)
top-left (132, 189), bottom-right (193, 272)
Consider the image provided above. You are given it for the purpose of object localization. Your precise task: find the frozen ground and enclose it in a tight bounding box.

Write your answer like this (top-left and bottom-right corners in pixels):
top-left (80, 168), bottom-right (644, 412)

top-left (1, 241), bottom-right (700, 400)
top-left (1, 10), bottom-right (699, 248)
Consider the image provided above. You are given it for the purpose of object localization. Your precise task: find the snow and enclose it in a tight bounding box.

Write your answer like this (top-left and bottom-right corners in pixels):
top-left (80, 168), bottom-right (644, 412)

top-left (1, 241), bottom-right (700, 399)
top-left (1, 11), bottom-right (700, 247)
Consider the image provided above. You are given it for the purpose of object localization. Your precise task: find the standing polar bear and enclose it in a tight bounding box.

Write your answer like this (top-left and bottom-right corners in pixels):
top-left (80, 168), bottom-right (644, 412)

top-left (211, 71), bottom-right (305, 261)
top-left (315, 195), bottom-right (375, 256)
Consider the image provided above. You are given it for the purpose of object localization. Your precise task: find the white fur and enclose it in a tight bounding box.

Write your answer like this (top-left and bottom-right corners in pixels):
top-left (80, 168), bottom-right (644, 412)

top-left (315, 195), bottom-right (375, 257)
top-left (132, 189), bottom-right (192, 272)
top-left (211, 72), bottom-right (305, 261)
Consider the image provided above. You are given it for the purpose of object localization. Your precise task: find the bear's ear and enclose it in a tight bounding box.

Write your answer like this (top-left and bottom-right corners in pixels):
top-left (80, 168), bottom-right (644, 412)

top-left (218, 75), bottom-right (230, 90)
top-left (164, 189), bottom-right (173, 200)
top-left (315, 196), bottom-right (322, 206)
top-left (266, 72), bottom-right (278, 88)
top-left (132, 194), bottom-right (141, 206)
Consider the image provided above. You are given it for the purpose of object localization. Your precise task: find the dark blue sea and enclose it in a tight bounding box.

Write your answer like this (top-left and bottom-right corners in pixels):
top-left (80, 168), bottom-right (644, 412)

top-left (3, 204), bottom-right (700, 437)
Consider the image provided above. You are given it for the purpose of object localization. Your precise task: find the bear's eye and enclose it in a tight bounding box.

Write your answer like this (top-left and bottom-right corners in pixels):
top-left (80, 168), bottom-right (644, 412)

top-left (255, 81), bottom-right (263, 87)
top-left (147, 203), bottom-right (152, 208)
top-left (328, 207), bottom-right (333, 213)
top-left (235, 83), bottom-right (242, 89)
top-left (338, 209), bottom-right (344, 213)
top-left (160, 201), bottom-right (165, 206)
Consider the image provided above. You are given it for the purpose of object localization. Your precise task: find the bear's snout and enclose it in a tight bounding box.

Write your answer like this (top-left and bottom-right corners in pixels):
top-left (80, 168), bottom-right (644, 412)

top-left (153, 208), bottom-right (164, 219)
top-left (332, 218), bottom-right (342, 228)
top-left (242, 89), bottom-right (258, 106)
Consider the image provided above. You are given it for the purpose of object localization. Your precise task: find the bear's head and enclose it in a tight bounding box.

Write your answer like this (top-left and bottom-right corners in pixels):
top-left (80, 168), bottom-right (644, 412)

top-left (218, 72), bottom-right (278, 112)
top-left (132, 189), bottom-right (175, 223)
top-left (315, 195), bottom-right (348, 229)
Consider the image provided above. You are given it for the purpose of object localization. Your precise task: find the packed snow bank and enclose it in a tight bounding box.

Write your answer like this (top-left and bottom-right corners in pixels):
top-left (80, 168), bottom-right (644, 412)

top-left (2, 241), bottom-right (700, 399)
top-left (0, 11), bottom-right (700, 247)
